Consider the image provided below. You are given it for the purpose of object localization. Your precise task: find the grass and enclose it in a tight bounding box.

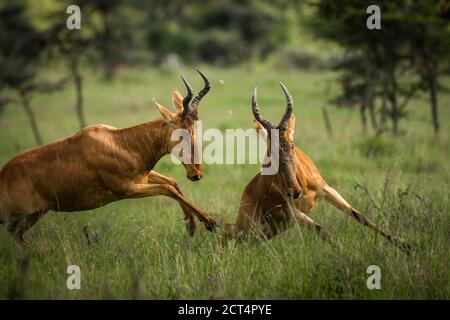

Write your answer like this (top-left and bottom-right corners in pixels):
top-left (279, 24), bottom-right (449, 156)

top-left (0, 65), bottom-right (449, 299)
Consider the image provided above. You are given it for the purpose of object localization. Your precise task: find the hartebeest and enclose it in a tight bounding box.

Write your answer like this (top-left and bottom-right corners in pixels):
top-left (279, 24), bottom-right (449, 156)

top-left (0, 69), bottom-right (216, 245)
top-left (223, 83), bottom-right (410, 252)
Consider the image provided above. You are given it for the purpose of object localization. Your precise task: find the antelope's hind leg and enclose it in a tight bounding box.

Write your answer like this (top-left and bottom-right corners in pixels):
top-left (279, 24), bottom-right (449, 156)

top-left (147, 171), bottom-right (196, 236)
top-left (323, 185), bottom-right (411, 253)
top-left (7, 211), bottom-right (46, 247)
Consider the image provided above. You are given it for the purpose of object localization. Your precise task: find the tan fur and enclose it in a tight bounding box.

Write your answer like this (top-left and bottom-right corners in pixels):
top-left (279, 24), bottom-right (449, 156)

top-left (226, 115), bottom-right (410, 252)
top-left (0, 89), bottom-right (215, 245)
top-left (172, 89), bottom-right (184, 112)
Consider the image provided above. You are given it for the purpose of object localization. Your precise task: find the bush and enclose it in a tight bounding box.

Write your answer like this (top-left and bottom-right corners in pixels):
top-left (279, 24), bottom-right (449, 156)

top-left (271, 46), bottom-right (326, 70)
top-left (192, 1), bottom-right (289, 65)
top-left (146, 22), bottom-right (198, 63)
top-left (355, 135), bottom-right (396, 158)
top-left (198, 30), bottom-right (247, 66)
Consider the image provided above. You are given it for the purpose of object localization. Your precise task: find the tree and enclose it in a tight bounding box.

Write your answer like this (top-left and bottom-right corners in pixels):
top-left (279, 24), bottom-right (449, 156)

top-left (0, 1), bottom-right (65, 145)
top-left (143, 0), bottom-right (290, 66)
top-left (407, 0), bottom-right (450, 135)
top-left (47, 14), bottom-right (92, 130)
top-left (330, 52), bottom-right (379, 134)
top-left (43, 0), bottom-right (136, 128)
top-left (88, 0), bottom-right (135, 79)
top-left (309, 0), bottom-right (449, 135)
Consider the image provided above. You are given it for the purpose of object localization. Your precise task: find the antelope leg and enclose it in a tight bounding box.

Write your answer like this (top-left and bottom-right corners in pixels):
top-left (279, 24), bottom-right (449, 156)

top-left (125, 183), bottom-right (216, 232)
top-left (7, 211), bottom-right (46, 247)
top-left (292, 209), bottom-right (335, 245)
top-left (147, 171), bottom-right (196, 236)
top-left (323, 185), bottom-right (411, 253)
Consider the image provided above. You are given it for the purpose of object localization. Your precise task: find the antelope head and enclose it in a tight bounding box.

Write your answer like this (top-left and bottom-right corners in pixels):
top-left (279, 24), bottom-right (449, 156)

top-left (153, 68), bottom-right (211, 181)
top-left (252, 83), bottom-right (302, 199)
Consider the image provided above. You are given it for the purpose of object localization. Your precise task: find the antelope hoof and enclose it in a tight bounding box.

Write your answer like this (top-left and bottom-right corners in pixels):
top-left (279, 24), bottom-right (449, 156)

top-left (185, 221), bottom-right (197, 237)
top-left (14, 238), bottom-right (30, 250)
top-left (203, 218), bottom-right (218, 232)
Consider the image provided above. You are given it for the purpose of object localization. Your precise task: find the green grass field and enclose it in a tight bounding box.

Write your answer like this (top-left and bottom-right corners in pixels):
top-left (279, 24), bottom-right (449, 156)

top-left (0, 66), bottom-right (449, 299)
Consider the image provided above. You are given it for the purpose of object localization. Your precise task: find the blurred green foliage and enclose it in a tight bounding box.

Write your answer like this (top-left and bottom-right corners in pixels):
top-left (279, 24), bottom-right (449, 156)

top-left (5, 0), bottom-right (293, 68)
top-left (0, 0), bottom-right (448, 136)
top-left (308, 0), bottom-right (450, 135)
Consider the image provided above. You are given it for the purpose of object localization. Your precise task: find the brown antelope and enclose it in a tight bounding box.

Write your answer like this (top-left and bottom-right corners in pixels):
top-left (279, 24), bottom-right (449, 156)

top-left (223, 83), bottom-right (410, 252)
top-left (0, 69), bottom-right (216, 245)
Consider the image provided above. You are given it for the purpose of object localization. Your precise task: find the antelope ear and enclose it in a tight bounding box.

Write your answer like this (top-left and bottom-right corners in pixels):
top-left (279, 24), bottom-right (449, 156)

top-left (172, 88), bottom-right (184, 112)
top-left (254, 120), bottom-right (268, 142)
top-left (286, 114), bottom-right (295, 142)
top-left (153, 99), bottom-right (176, 123)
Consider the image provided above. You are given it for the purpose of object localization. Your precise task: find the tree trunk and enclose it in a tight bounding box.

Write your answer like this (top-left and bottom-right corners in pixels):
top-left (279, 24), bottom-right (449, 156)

top-left (366, 80), bottom-right (378, 131)
top-left (100, 13), bottom-right (116, 80)
top-left (19, 92), bottom-right (43, 145)
top-left (378, 78), bottom-right (388, 134)
top-left (388, 69), bottom-right (399, 135)
top-left (391, 98), bottom-right (399, 135)
top-left (321, 106), bottom-right (333, 139)
top-left (70, 57), bottom-right (86, 128)
top-left (368, 100), bottom-right (377, 132)
top-left (360, 98), bottom-right (368, 134)
top-left (364, 57), bottom-right (378, 132)
top-left (429, 75), bottom-right (439, 135)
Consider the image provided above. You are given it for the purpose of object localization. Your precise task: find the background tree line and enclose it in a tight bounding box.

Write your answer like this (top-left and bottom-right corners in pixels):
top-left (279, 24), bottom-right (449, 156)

top-left (309, 0), bottom-right (450, 135)
top-left (0, 0), bottom-right (448, 145)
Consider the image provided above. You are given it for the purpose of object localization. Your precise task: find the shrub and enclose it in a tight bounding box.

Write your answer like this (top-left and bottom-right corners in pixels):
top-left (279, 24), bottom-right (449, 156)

top-left (355, 135), bottom-right (396, 158)
top-left (271, 46), bottom-right (326, 70)
top-left (146, 22), bottom-right (198, 63)
top-left (198, 30), bottom-right (247, 66)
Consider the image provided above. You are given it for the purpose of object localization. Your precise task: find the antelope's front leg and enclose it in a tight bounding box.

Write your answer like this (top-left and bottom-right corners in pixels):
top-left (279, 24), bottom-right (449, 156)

top-left (290, 207), bottom-right (336, 246)
top-left (147, 171), bottom-right (196, 236)
top-left (125, 182), bottom-right (216, 232)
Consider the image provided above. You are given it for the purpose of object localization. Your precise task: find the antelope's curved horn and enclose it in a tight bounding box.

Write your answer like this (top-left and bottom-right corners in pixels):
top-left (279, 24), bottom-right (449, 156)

top-left (252, 87), bottom-right (274, 130)
top-left (191, 68), bottom-right (211, 109)
top-left (277, 82), bottom-right (293, 131)
top-left (181, 75), bottom-right (193, 115)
